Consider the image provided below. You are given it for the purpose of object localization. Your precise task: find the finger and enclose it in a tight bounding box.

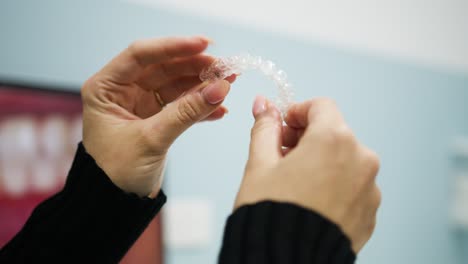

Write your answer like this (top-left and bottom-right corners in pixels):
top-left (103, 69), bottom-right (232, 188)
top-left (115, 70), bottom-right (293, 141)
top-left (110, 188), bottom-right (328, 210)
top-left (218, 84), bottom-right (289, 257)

top-left (157, 76), bottom-right (203, 103)
top-left (281, 147), bottom-right (293, 156)
top-left (137, 54), bottom-right (215, 89)
top-left (285, 98), bottom-right (345, 131)
top-left (147, 80), bottom-right (231, 149)
top-left (360, 147), bottom-right (380, 182)
top-left (247, 96), bottom-right (283, 169)
top-left (282, 125), bottom-right (304, 148)
top-left (157, 74), bottom-right (237, 104)
top-left (149, 57), bottom-right (236, 86)
top-left (100, 36), bottom-right (211, 84)
top-left (202, 106), bottom-right (228, 121)
top-left (131, 77), bottom-right (201, 120)
top-left (284, 101), bottom-right (313, 128)
top-left (225, 74), bottom-right (237, 83)
top-left (133, 90), bottom-right (162, 119)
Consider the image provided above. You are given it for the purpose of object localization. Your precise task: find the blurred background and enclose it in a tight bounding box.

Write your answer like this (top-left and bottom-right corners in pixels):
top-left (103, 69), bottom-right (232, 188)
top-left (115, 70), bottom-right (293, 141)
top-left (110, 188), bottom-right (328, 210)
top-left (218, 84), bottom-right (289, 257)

top-left (0, 0), bottom-right (467, 263)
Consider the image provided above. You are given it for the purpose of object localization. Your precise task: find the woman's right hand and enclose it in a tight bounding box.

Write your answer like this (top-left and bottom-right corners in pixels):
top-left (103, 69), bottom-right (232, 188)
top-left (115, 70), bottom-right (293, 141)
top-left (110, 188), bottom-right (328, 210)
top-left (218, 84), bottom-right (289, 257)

top-left (235, 96), bottom-right (381, 253)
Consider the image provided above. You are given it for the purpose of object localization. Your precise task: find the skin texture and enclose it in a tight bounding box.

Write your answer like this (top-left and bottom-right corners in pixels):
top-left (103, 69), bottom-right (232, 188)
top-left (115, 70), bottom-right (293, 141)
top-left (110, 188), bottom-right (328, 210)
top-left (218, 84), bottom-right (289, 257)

top-left (81, 36), bottom-right (235, 197)
top-left (235, 96), bottom-right (381, 253)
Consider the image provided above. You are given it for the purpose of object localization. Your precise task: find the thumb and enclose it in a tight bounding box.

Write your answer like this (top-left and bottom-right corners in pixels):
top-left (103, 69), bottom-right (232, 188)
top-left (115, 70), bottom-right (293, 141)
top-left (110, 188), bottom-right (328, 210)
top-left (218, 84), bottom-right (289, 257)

top-left (149, 80), bottom-right (230, 148)
top-left (247, 96), bottom-right (282, 169)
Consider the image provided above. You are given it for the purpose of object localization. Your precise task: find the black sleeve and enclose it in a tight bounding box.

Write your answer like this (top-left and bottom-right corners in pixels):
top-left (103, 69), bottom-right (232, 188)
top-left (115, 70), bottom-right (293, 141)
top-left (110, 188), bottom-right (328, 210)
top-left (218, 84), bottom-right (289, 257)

top-left (219, 201), bottom-right (356, 264)
top-left (0, 143), bottom-right (166, 264)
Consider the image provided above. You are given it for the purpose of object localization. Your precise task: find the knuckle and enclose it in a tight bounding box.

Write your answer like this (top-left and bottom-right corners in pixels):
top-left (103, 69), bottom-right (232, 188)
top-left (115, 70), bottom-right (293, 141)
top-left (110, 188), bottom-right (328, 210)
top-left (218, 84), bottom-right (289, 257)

top-left (363, 208), bottom-right (378, 238)
top-left (176, 96), bottom-right (201, 124)
top-left (374, 187), bottom-right (382, 208)
top-left (363, 149), bottom-right (380, 178)
top-left (366, 188), bottom-right (381, 237)
top-left (336, 125), bottom-right (355, 142)
top-left (317, 97), bottom-right (337, 107)
top-left (322, 125), bottom-right (355, 146)
top-left (309, 97), bottom-right (336, 106)
top-left (307, 98), bottom-right (336, 120)
top-left (367, 216), bottom-right (377, 236)
top-left (128, 39), bottom-right (146, 64)
top-left (81, 76), bottom-right (97, 103)
top-left (128, 39), bottom-right (144, 53)
top-left (313, 98), bottom-right (337, 113)
top-left (251, 119), bottom-right (275, 139)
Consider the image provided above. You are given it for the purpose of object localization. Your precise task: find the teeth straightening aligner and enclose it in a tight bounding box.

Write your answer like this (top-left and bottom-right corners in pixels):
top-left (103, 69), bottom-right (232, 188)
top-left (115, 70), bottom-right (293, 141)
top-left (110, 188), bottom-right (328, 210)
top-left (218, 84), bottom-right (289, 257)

top-left (199, 53), bottom-right (294, 116)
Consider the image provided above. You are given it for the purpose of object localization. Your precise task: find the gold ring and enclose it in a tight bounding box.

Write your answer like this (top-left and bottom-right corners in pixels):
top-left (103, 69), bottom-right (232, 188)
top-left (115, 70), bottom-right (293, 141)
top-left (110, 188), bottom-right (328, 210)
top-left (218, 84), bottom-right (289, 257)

top-left (153, 91), bottom-right (166, 108)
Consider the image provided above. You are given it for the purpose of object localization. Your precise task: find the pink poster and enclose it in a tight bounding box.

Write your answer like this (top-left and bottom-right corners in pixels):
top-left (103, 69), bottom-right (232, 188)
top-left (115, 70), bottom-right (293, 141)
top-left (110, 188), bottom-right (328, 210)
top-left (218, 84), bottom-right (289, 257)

top-left (0, 83), bottom-right (162, 263)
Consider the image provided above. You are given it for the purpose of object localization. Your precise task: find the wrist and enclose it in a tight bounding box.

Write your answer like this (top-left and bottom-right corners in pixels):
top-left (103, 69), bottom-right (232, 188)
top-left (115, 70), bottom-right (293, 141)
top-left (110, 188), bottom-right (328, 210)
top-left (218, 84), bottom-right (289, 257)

top-left (82, 140), bottom-right (167, 198)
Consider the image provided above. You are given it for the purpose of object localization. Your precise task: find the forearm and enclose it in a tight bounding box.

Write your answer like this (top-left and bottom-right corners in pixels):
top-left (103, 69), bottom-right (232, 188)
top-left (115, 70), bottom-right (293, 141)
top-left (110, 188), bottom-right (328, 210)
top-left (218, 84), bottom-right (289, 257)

top-left (219, 201), bottom-right (355, 264)
top-left (0, 143), bottom-right (166, 263)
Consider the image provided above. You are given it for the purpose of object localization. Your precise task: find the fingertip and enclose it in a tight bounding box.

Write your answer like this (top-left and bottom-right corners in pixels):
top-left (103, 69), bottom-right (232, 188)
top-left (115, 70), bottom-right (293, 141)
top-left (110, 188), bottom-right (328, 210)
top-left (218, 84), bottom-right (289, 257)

top-left (252, 96), bottom-right (282, 124)
top-left (184, 36), bottom-right (212, 54)
top-left (220, 105), bottom-right (229, 114)
top-left (196, 36), bottom-right (214, 45)
top-left (203, 106), bottom-right (226, 121)
top-left (252, 95), bottom-right (267, 118)
top-left (249, 97), bottom-right (283, 167)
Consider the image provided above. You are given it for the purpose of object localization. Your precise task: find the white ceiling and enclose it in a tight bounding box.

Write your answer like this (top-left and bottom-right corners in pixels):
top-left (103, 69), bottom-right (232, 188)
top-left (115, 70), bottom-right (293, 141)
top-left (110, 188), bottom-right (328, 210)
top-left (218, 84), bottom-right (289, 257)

top-left (126, 0), bottom-right (468, 74)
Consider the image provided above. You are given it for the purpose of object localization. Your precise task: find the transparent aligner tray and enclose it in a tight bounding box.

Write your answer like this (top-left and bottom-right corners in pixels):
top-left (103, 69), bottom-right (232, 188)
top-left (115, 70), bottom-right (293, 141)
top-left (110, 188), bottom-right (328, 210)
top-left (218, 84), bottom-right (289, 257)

top-left (199, 53), bottom-right (294, 116)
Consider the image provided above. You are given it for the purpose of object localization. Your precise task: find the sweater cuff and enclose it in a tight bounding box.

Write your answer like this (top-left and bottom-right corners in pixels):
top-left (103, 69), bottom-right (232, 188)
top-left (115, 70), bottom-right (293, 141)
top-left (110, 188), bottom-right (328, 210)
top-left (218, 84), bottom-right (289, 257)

top-left (219, 201), bottom-right (356, 264)
top-left (59, 143), bottom-right (167, 260)
top-left (64, 143), bottom-right (166, 208)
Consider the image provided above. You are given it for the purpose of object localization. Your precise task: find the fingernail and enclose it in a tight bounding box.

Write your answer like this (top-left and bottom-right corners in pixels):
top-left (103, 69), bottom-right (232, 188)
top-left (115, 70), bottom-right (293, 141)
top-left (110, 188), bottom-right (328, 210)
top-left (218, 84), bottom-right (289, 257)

top-left (202, 81), bottom-right (230, 105)
top-left (252, 95), bottom-right (267, 118)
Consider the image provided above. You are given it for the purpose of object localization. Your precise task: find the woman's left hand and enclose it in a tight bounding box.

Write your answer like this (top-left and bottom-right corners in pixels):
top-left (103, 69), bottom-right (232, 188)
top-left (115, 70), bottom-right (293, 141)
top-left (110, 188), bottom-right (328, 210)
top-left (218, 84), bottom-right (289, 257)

top-left (81, 36), bottom-right (234, 197)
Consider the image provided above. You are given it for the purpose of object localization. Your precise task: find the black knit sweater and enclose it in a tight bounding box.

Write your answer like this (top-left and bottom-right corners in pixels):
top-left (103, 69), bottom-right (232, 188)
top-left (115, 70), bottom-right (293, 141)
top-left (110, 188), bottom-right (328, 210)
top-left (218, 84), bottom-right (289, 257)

top-left (0, 144), bottom-right (355, 263)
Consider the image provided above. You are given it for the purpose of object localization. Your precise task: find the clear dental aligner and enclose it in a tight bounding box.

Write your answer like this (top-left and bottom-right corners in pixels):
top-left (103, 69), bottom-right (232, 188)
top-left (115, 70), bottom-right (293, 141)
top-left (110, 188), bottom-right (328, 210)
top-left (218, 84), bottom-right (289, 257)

top-left (199, 53), bottom-right (294, 116)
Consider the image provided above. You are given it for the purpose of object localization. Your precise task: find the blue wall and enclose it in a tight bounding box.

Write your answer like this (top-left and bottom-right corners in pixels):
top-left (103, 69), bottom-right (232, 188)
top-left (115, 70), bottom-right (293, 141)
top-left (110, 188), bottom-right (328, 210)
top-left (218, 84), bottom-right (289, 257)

top-left (1, 1), bottom-right (468, 263)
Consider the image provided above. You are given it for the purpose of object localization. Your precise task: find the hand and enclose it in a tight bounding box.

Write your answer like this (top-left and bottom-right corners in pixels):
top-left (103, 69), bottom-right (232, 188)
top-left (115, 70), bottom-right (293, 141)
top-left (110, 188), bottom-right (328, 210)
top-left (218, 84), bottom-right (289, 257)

top-left (235, 96), bottom-right (381, 253)
top-left (81, 36), bottom-right (234, 197)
